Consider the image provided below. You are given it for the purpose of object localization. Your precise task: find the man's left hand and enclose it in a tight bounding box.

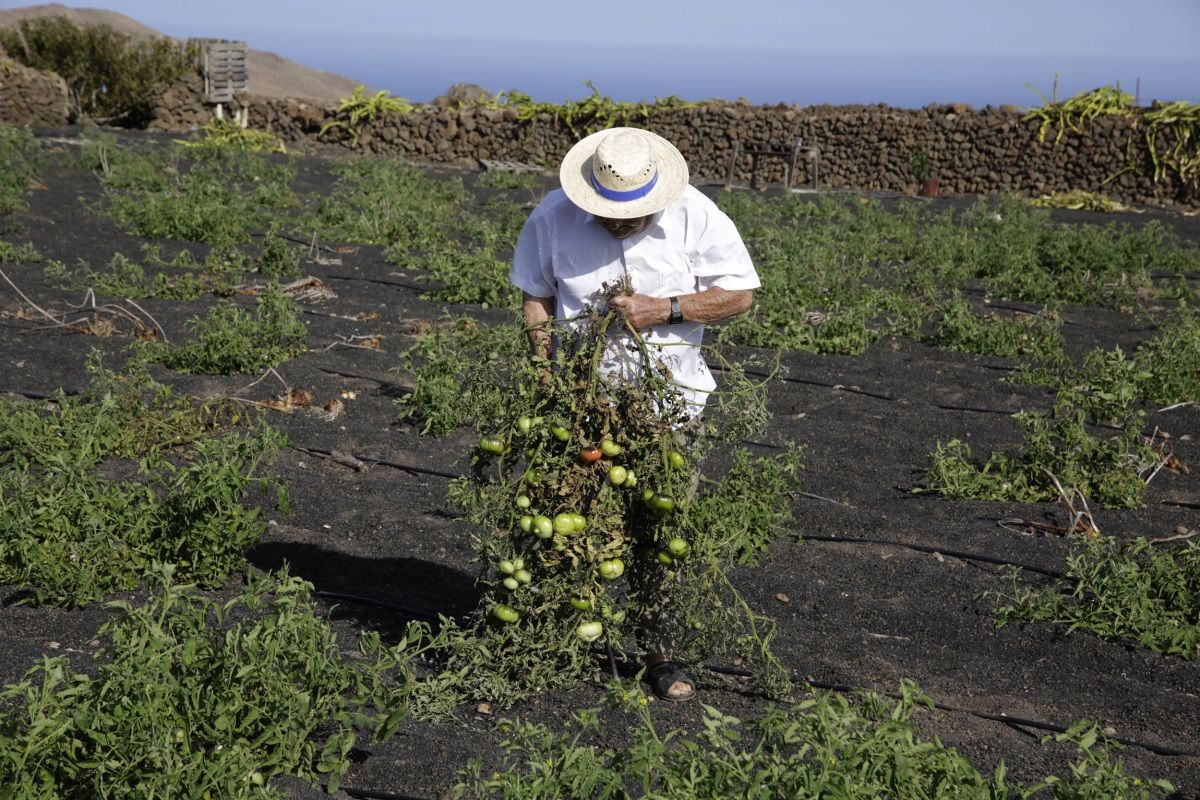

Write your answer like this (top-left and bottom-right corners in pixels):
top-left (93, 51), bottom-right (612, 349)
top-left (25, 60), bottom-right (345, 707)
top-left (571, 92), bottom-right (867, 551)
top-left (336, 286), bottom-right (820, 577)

top-left (609, 293), bottom-right (669, 331)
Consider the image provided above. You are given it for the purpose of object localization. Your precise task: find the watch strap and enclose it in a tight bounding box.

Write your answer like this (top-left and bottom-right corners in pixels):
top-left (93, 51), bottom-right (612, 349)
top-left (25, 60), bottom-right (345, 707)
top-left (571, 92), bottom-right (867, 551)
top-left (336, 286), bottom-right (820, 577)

top-left (668, 296), bottom-right (683, 325)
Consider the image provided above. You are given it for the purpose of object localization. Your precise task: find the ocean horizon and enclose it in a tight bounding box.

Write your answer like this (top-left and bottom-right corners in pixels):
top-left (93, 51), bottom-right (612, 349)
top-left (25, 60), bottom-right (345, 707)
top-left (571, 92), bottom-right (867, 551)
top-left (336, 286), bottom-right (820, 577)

top-left (234, 30), bottom-right (1198, 109)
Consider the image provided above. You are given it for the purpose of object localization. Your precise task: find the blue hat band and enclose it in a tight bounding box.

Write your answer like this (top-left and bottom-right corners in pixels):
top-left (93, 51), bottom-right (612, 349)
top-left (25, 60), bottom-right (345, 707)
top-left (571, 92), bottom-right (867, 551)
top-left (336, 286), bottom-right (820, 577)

top-left (590, 169), bottom-right (658, 202)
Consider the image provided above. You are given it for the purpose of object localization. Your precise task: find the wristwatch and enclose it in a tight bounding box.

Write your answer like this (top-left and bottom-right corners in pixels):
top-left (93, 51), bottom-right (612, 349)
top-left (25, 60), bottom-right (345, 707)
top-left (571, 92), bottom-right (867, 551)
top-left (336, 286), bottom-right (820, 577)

top-left (668, 296), bottom-right (684, 325)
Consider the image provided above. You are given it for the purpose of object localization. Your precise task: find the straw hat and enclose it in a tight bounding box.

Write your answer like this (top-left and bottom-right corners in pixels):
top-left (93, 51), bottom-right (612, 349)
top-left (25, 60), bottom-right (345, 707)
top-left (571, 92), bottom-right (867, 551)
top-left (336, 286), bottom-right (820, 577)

top-left (559, 128), bottom-right (689, 219)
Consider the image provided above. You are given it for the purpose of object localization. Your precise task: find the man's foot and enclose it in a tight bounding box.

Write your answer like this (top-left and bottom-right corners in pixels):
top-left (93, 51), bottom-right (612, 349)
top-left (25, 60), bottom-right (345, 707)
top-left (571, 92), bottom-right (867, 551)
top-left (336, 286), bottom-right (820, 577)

top-left (645, 656), bottom-right (696, 702)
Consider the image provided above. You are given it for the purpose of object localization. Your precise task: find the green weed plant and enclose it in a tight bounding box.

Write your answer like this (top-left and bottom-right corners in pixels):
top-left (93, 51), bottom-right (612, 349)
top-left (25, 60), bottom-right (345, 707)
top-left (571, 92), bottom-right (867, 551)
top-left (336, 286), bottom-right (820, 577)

top-left (85, 131), bottom-right (297, 245)
top-left (715, 192), bottom-right (1199, 355)
top-left (989, 535), bottom-right (1200, 660)
top-left (933, 297), bottom-right (1067, 363)
top-left (496, 81), bottom-right (696, 139)
top-left (46, 234), bottom-right (301, 300)
top-left (305, 156), bottom-right (523, 306)
top-left (396, 316), bottom-right (527, 436)
top-left (0, 124), bottom-right (41, 217)
top-left (176, 117), bottom-right (287, 155)
top-left (0, 358), bottom-right (284, 604)
top-left (925, 380), bottom-right (1157, 509)
top-left (0, 566), bottom-right (419, 797)
top-left (456, 680), bottom-right (1172, 799)
top-left (319, 84), bottom-right (414, 145)
top-left (133, 287), bottom-right (307, 375)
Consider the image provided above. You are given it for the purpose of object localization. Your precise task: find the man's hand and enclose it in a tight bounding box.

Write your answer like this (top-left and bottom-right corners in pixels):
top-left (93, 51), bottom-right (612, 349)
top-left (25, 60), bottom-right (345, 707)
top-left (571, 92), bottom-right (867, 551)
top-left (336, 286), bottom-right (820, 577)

top-left (609, 293), bottom-right (669, 331)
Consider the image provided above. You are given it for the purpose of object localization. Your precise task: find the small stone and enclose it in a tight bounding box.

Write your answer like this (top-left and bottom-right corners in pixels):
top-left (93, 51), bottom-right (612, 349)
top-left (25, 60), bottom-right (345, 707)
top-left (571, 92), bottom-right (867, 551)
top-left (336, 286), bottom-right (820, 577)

top-left (775, 593), bottom-right (790, 603)
top-left (476, 702), bottom-right (492, 715)
top-left (47, 641), bottom-right (60, 649)
top-left (1176, 524), bottom-right (1190, 535)
top-left (1102, 725), bottom-right (1117, 736)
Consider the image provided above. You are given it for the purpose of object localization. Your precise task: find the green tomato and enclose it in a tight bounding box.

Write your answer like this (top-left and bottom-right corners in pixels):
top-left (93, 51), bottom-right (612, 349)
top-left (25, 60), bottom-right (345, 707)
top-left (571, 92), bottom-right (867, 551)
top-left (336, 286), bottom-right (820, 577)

top-left (514, 568), bottom-right (532, 584)
top-left (515, 494), bottom-right (531, 509)
top-left (667, 537), bottom-right (690, 557)
top-left (576, 621), bottom-right (604, 642)
top-left (249, 771), bottom-right (265, 787)
top-left (502, 577), bottom-right (520, 591)
top-left (570, 512), bottom-right (587, 531)
top-left (608, 465), bottom-right (628, 485)
top-left (610, 609), bottom-right (627, 624)
top-left (478, 436), bottom-right (506, 455)
top-left (642, 488), bottom-right (655, 502)
top-left (597, 559), bottom-right (625, 580)
top-left (492, 604), bottom-right (519, 623)
top-left (516, 415), bottom-right (533, 434)
top-left (569, 597), bottom-right (592, 611)
top-left (518, 515), bottom-right (534, 533)
top-left (550, 422), bottom-right (571, 442)
top-left (623, 469), bottom-right (637, 487)
top-left (532, 515), bottom-right (554, 539)
top-left (600, 439), bottom-right (622, 457)
top-left (512, 557), bottom-right (524, 570)
top-left (553, 512), bottom-right (576, 535)
top-left (657, 551), bottom-right (674, 566)
top-left (498, 559), bottom-right (516, 575)
top-left (650, 494), bottom-right (676, 513)
top-left (667, 450), bottom-right (687, 469)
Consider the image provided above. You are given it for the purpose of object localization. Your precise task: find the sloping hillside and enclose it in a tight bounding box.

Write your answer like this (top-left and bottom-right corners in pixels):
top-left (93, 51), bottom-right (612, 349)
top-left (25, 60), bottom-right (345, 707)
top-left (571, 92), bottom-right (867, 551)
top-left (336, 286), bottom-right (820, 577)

top-left (0, 3), bottom-right (370, 105)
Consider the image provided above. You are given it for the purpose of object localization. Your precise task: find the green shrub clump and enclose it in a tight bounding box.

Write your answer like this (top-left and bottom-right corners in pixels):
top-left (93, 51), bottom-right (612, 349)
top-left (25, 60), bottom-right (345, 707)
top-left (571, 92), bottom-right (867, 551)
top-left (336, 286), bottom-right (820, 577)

top-left (925, 379), bottom-right (1157, 509)
top-left (0, 567), bottom-right (417, 796)
top-left (457, 681), bottom-right (1173, 799)
top-left (134, 287), bottom-right (307, 374)
top-left (0, 123), bottom-right (42, 217)
top-left (0, 358), bottom-right (284, 604)
top-left (933, 297), bottom-right (1067, 363)
top-left (989, 535), bottom-right (1200, 660)
top-left (0, 17), bottom-right (196, 124)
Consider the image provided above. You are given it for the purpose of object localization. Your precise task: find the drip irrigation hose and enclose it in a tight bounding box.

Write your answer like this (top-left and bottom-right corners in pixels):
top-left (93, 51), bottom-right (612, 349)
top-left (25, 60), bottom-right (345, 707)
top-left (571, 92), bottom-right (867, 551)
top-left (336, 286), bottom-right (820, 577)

top-left (796, 533), bottom-right (1067, 579)
top-left (295, 446), bottom-right (463, 480)
top-left (703, 664), bottom-right (1199, 758)
top-left (313, 590), bottom-right (442, 622)
top-left (336, 787), bottom-right (430, 800)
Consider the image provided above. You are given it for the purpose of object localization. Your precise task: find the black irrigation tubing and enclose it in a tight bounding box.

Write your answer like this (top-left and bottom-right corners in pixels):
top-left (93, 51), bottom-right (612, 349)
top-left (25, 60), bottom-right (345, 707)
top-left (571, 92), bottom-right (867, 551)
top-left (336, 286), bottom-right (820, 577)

top-left (935, 403), bottom-right (1022, 415)
top-left (336, 787), bottom-right (431, 800)
top-left (313, 590), bottom-right (441, 623)
top-left (294, 446), bottom-right (462, 480)
top-left (796, 533), bottom-right (1067, 579)
top-left (710, 364), bottom-right (895, 402)
top-left (323, 273), bottom-right (430, 293)
top-left (703, 664), bottom-right (1200, 758)
top-left (1163, 499), bottom-right (1200, 510)
top-left (318, 367), bottom-right (415, 393)
top-left (8, 388), bottom-right (83, 400)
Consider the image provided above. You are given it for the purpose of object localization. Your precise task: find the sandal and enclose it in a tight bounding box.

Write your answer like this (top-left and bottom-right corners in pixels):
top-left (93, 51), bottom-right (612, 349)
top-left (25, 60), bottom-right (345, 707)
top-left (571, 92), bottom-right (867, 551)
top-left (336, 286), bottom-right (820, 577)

top-left (646, 660), bottom-right (696, 702)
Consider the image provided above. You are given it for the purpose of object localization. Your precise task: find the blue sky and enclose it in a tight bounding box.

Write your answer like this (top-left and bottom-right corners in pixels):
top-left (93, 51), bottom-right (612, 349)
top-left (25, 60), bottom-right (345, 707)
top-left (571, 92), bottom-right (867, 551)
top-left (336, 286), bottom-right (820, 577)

top-left (5, 0), bottom-right (1198, 106)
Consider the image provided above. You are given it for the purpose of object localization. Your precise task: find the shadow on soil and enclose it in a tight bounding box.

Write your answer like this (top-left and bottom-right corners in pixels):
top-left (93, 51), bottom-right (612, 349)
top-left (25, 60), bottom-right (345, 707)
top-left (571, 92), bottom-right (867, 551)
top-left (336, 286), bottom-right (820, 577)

top-left (248, 542), bottom-right (481, 641)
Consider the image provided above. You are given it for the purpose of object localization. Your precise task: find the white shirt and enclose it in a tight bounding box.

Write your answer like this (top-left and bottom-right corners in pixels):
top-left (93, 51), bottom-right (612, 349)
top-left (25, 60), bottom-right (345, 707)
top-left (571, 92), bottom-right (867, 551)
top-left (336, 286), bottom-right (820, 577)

top-left (510, 185), bottom-right (760, 413)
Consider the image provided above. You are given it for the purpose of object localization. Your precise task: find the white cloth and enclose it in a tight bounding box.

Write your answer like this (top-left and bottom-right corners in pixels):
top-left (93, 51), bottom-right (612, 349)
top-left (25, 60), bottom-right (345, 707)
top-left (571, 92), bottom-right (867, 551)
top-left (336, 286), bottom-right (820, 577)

top-left (510, 185), bottom-right (760, 413)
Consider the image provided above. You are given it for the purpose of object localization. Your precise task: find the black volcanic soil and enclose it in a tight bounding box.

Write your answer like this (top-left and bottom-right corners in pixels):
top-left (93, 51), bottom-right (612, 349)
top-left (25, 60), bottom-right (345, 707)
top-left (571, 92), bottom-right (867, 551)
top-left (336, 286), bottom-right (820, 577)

top-left (2, 128), bottom-right (1198, 799)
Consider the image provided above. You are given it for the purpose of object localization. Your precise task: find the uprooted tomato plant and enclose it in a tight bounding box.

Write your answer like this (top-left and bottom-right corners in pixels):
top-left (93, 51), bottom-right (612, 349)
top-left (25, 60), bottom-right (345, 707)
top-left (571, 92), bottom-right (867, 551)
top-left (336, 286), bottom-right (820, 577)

top-left (399, 286), bottom-right (801, 710)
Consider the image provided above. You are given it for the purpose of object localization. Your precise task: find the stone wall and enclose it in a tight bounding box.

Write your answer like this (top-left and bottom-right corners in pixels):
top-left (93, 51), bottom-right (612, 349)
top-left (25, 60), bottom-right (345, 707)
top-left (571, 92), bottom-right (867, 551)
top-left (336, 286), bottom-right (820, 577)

top-left (256, 98), bottom-right (1196, 209)
top-left (0, 56), bottom-right (69, 127)
top-left (1, 62), bottom-right (1196, 209)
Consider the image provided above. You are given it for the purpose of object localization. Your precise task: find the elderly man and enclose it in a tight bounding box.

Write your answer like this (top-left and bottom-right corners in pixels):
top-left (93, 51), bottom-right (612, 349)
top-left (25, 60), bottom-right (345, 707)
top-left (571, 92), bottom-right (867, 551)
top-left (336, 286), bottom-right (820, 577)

top-left (509, 127), bottom-right (759, 700)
